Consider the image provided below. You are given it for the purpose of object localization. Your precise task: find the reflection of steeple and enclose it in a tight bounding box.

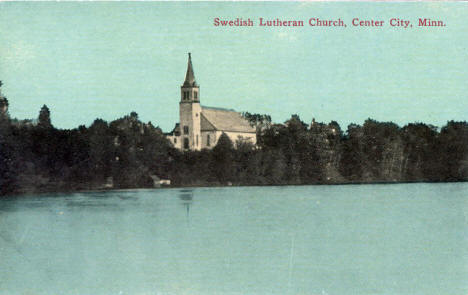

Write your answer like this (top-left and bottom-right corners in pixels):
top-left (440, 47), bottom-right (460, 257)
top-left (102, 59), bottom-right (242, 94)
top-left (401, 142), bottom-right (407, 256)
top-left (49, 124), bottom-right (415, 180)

top-left (178, 189), bottom-right (193, 220)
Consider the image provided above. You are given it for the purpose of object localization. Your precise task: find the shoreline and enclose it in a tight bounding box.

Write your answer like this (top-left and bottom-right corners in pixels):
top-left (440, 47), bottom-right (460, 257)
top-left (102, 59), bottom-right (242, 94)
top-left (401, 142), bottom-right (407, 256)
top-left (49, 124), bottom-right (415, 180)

top-left (3, 179), bottom-right (467, 198)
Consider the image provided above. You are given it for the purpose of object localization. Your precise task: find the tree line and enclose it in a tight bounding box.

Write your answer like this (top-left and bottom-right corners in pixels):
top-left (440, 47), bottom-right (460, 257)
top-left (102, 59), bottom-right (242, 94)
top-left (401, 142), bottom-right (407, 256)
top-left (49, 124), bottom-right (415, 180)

top-left (0, 106), bottom-right (467, 196)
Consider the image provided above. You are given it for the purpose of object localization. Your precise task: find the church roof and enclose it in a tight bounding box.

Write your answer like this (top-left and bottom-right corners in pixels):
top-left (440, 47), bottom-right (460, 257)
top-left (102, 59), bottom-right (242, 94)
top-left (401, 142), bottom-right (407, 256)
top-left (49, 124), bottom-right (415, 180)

top-left (183, 53), bottom-right (198, 87)
top-left (200, 106), bottom-right (256, 133)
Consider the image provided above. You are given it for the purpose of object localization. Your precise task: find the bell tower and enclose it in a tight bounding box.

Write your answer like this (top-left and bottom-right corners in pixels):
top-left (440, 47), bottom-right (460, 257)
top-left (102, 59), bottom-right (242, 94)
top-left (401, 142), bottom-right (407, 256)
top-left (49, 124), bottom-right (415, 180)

top-left (180, 53), bottom-right (200, 103)
top-left (179, 53), bottom-right (202, 151)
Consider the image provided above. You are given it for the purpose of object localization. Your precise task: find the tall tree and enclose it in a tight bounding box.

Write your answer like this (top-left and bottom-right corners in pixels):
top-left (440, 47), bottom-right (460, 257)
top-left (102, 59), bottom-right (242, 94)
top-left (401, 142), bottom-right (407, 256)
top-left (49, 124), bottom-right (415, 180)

top-left (211, 133), bottom-right (234, 183)
top-left (38, 105), bottom-right (52, 128)
top-left (438, 121), bottom-right (468, 181)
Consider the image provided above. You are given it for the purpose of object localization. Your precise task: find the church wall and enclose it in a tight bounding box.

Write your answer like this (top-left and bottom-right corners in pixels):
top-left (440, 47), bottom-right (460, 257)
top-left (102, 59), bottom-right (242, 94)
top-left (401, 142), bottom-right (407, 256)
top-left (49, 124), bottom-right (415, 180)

top-left (215, 131), bottom-right (257, 147)
top-left (166, 134), bottom-right (182, 149)
top-left (200, 130), bottom-right (217, 149)
top-left (191, 103), bottom-right (202, 151)
top-left (200, 131), bottom-right (256, 149)
top-left (179, 102), bottom-right (202, 151)
top-left (167, 130), bottom-right (256, 150)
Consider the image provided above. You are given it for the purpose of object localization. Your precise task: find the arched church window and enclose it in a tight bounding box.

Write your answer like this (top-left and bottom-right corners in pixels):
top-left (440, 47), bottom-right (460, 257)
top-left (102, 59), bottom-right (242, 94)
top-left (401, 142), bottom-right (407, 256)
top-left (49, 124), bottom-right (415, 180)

top-left (183, 126), bottom-right (189, 134)
top-left (207, 134), bottom-right (211, 146)
top-left (184, 138), bottom-right (189, 149)
top-left (194, 91), bottom-right (198, 99)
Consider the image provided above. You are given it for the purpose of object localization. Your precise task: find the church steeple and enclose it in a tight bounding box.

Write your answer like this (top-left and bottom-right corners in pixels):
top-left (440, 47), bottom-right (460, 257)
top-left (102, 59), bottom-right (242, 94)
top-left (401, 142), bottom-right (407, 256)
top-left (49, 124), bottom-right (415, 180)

top-left (181, 53), bottom-right (200, 103)
top-left (183, 53), bottom-right (197, 87)
top-left (179, 54), bottom-right (202, 150)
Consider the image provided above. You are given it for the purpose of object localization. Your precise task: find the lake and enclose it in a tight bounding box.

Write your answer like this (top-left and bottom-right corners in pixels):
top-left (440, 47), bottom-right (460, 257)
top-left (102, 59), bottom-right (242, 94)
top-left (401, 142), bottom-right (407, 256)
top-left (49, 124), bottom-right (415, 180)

top-left (0, 183), bottom-right (467, 295)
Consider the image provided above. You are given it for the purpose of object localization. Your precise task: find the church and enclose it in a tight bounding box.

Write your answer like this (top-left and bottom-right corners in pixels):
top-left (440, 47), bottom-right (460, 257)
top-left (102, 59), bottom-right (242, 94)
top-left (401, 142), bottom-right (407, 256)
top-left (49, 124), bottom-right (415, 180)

top-left (166, 54), bottom-right (256, 151)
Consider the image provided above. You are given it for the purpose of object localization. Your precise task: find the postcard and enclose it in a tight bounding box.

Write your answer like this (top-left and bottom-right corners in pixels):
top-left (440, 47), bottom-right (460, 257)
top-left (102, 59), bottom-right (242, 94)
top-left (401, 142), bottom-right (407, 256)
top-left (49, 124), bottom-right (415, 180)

top-left (0, 2), bottom-right (467, 295)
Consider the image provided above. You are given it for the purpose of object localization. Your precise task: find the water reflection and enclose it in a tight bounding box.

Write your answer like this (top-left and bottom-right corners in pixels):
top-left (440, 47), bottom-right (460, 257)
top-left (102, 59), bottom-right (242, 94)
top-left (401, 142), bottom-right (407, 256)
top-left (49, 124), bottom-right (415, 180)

top-left (0, 184), bottom-right (467, 295)
top-left (178, 189), bottom-right (193, 220)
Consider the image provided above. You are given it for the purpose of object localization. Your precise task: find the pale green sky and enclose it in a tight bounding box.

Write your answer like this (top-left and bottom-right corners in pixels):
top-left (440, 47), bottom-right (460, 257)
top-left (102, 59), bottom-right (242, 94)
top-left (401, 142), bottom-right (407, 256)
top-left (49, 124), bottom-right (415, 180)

top-left (0, 2), bottom-right (466, 131)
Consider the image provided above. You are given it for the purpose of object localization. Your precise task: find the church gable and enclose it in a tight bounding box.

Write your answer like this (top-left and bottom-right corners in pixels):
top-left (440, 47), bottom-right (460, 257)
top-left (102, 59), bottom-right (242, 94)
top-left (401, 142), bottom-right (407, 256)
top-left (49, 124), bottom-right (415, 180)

top-left (200, 112), bottom-right (217, 131)
top-left (201, 106), bottom-right (256, 133)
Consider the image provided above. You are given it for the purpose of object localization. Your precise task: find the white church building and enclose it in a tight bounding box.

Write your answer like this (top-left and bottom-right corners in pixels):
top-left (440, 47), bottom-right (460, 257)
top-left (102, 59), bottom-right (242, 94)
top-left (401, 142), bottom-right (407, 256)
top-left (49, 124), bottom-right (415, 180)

top-left (166, 54), bottom-right (256, 151)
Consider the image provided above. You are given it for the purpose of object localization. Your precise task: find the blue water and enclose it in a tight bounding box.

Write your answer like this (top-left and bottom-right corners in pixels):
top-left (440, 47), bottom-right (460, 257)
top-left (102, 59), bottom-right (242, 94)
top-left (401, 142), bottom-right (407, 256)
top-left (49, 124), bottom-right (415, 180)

top-left (0, 183), bottom-right (467, 295)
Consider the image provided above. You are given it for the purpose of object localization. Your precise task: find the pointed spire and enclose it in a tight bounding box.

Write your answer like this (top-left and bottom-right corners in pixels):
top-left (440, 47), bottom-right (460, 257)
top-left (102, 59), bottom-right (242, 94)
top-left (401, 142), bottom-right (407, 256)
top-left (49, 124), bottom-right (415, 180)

top-left (183, 53), bottom-right (197, 87)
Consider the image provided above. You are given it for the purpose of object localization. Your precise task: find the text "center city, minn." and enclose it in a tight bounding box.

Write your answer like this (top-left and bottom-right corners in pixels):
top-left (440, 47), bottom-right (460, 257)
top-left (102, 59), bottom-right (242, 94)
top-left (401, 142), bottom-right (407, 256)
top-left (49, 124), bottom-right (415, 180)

top-left (213, 17), bottom-right (443, 28)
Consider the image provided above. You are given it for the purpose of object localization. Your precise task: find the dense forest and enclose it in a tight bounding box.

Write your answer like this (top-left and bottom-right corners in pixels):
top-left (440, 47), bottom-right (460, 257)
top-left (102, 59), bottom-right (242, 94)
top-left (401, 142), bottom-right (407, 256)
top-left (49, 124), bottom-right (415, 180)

top-left (0, 101), bottom-right (467, 196)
